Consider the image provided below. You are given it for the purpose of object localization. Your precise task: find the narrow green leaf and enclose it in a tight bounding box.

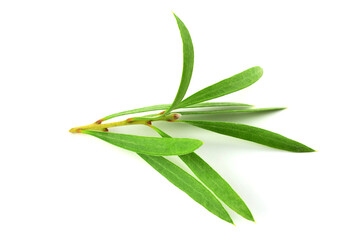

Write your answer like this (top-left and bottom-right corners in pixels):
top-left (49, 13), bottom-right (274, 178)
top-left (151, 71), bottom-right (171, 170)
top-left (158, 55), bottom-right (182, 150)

top-left (186, 102), bottom-right (253, 108)
top-left (100, 102), bottom-right (252, 122)
top-left (138, 153), bottom-right (233, 224)
top-left (151, 126), bottom-right (254, 221)
top-left (82, 130), bottom-right (202, 156)
top-left (163, 13), bottom-right (194, 115)
top-left (101, 104), bottom-right (170, 121)
top-left (177, 66), bottom-right (263, 108)
top-left (179, 153), bottom-right (254, 221)
top-left (177, 107), bottom-right (286, 115)
top-left (181, 120), bottom-right (315, 152)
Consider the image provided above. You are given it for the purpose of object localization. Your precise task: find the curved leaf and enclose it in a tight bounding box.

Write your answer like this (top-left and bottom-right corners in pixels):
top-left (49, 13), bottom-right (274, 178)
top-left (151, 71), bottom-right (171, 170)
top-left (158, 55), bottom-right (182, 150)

top-left (187, 102), bottom-right (252, 108)
top-left (82, 130), bottom-right (202, 156)
top-left (179, 153), bottom-right (254, 221)
top-left (138, 153), bottom-right (233, 224)
top-left (163, 13), bottom-right (194, 115)
top-left (177, 66), bottom-right (263, 108)
top-left (101, 104), bottom-right (170, 121)
top-left (150, 126), bottom-right (254, 221)
top-left (177, 107), bottom-right (286, 115)
top-left (181, 120), bottom-right (315, 152)
top-left (100, 102), bottom-right (252, 122)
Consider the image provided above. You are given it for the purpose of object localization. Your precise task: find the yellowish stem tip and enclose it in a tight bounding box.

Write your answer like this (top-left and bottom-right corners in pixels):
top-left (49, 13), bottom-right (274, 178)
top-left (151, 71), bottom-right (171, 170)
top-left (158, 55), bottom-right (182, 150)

top-left (69, 127), bottom-right (82, 133)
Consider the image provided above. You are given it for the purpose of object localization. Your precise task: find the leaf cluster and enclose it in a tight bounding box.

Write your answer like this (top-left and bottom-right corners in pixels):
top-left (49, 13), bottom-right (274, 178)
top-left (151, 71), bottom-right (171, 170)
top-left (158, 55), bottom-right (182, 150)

top-left (70, 13), bottom-right (314, 224)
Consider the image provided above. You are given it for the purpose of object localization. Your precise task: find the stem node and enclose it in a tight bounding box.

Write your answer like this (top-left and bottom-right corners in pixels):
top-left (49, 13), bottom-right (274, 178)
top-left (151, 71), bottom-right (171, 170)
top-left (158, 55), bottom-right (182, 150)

top-left (126, 118), bottom-right (134, 123)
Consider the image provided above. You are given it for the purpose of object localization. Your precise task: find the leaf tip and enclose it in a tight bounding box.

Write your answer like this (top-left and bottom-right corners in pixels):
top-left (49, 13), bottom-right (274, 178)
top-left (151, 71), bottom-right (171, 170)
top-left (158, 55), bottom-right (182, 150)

top-left (271, 107), bottom-right (287, 111)
top-left (243, 210), bottom-right (255, 222)
top-left (194, 139), bottom-right (204, 149)
top-left (254, 66), bottom-right (263, 77)
top-left (301, 144), bottom-right (316, 152)
top-left (299, 146), bottom-right (316, 153)
top-left (172, 11), bottom-right (179, 20)
top-left (225, 216), bottom-right (235, 225)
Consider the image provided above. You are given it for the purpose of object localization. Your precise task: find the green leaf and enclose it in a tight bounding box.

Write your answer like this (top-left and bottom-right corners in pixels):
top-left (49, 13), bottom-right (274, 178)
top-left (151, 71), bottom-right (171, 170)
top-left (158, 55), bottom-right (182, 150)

top-left (137, 153), bottom-right (233, 224)
top-left (179, 153), bottom-right (254, 221)
top-left (181, 120), bottom-right (315, 152)
top-left (186, 102), bottom-right (253, 108)
top-left (177, 66), bottom-right (263, 108)
top-left (100, 102), bottom-right (252, 122)
top-left (177, 107), bottom-right (286, 115)
top-left (82, 130), bottom-right (203, 156)
top-left (101, 104), bottom-right (170, 121)
top-left (163, 13), bottom-right (194, 115)
top-left (150, 126), bottom-right (254, 221)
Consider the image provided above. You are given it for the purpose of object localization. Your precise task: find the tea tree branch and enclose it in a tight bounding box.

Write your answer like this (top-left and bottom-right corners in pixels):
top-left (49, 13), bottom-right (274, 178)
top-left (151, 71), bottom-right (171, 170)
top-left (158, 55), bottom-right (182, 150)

top-left (69, 113), bottom-right (181, 133)
top-left (69, 13), bottom-right (315, 224)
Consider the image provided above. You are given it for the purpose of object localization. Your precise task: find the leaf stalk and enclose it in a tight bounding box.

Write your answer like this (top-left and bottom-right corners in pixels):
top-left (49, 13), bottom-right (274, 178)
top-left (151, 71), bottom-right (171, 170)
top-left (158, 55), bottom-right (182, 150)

top-left (69, 113), bottom-right (181, 133)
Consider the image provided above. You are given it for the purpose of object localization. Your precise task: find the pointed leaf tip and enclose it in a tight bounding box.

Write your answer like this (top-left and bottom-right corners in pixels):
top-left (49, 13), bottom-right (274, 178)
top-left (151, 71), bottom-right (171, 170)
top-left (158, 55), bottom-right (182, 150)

top-left (178, 66), bottom-right (264, 108)
top-left (182, 120), bottom-right (315, 153)
top-left (151, 126), bottom-right (255, 222)
top-left (138, 154), bottom-right (233, 224)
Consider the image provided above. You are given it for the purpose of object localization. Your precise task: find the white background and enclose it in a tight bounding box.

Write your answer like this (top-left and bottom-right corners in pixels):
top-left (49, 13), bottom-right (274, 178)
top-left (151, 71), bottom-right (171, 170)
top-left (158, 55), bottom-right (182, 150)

top-left (1, 0), bottom-right (359, 239)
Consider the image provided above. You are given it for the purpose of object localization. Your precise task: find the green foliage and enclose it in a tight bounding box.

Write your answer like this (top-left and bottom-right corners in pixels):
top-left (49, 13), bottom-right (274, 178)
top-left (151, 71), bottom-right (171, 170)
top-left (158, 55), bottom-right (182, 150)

top-left (138, 153), bottom-right (233, 224)
top-left (177, 107), bottom-right (286, 115)
top-left (101, 102), bottom-right (253, 122)
top-left (176, 66), bottom-right (263, 108)
top-left (181, 120), bottom-right (315, 152)
top-left (101, 104), bottom-right (170, 121)
top-left (163, 13), bottom-right (194, 115)
top-left (186, 102), bottom-right (252, 108)
top-left (70, 13), bottom-right (314, 224)
top-left (151, 126), bottom-right (254, 221)
top-left (82, 130), bottom-right (202, 156)
top-left (179, 153), bottom-right (254, 221)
